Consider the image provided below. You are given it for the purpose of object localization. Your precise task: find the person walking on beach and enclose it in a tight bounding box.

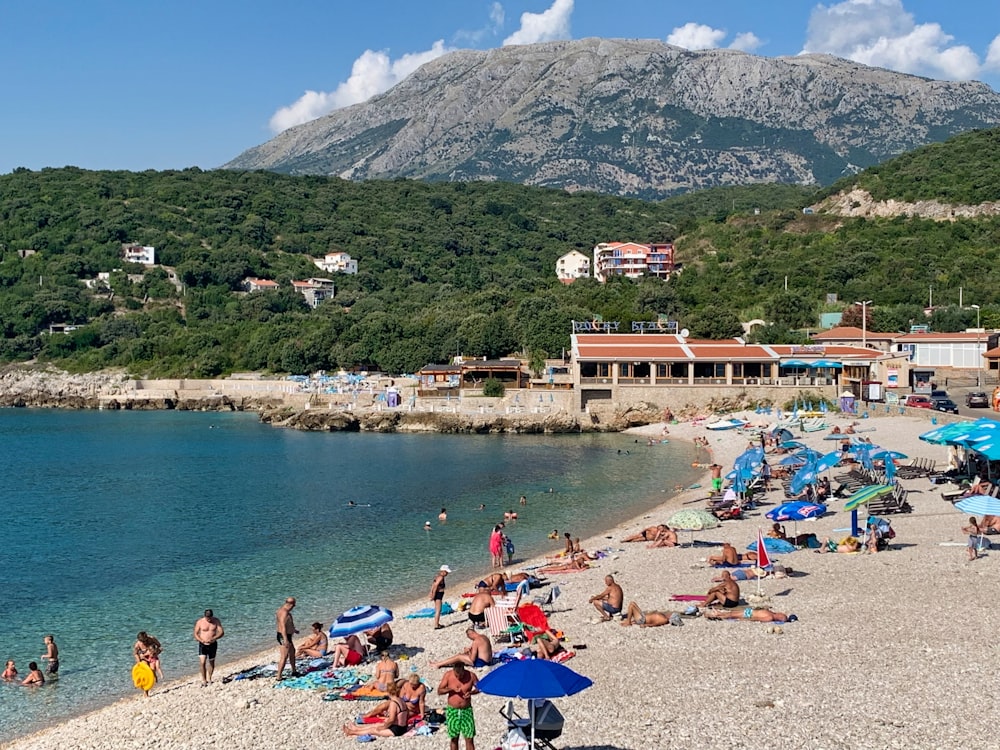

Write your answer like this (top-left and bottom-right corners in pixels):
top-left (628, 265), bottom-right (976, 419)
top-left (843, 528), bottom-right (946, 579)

top-left (275, 597), bottom-right (299, 681)
top-left (193, 608), bottom-right (224, 686)
top-left (438, 661), bottom-right (479, 750)
top-left (430, 565), bottom-right (450, 630)
top-left (40, 634), bottom-right (59, 677)
top-left (962, 517), bottom-right (982, 561)
top-left (710, 464), bottom-right (723, 495)
top-left (133, 631), bottom-right (163, 681)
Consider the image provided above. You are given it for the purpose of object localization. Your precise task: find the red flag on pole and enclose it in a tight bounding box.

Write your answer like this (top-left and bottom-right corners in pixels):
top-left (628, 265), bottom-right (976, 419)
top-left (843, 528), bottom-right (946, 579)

top-left (756, 527), bottom-right (772, 568)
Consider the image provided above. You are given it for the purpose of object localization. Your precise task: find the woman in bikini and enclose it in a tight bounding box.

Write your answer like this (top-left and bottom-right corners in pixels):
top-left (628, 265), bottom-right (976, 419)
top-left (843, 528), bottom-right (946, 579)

top-left (372, 651), bottom-right (398, 691)
top-left (133, 631), bottom-right (163, 681)
top-left (296, 622), bottom-right (329, 658)
top-left (343, 679), bottom-right (411, 738)
top-left (399, 672), bottom-right (427, 719)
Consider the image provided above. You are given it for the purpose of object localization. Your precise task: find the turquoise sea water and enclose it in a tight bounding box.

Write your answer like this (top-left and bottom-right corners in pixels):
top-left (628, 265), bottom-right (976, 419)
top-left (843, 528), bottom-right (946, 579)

top-left (0, 410), bottom-right (698, 742)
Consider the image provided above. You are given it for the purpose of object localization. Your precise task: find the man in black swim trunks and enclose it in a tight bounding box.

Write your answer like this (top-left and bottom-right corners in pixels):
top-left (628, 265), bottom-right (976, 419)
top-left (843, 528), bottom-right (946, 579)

top-left (703, 571), bottom-right (741, 609)
top-left (193, 609), bottom-right (224, 686)
top-left (467, 583), bottom-right (495, 629)
top-left (275, 597), bottom-right (299, 681)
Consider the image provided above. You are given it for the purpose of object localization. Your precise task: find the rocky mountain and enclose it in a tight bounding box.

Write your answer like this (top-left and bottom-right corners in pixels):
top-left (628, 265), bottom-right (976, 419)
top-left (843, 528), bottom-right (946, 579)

top-left (225, 38), bottom-right (1000, 199)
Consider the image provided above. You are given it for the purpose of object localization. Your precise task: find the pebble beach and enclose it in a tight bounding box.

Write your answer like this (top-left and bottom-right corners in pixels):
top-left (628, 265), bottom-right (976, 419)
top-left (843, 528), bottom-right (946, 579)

top-left (4, 411), bottom-right (997, 750)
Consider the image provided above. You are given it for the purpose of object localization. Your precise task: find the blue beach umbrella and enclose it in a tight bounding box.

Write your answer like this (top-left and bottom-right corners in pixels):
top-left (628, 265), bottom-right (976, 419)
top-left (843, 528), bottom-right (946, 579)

top-left (780, 440), bottom-right (806, 450)
top-left (884, 458), bottom-right (896, 482)
top-left (809, 360), bottom-right (843, 369)
top-left (329, 605), bottom-right (393, 638)
top-left (870, 449), bottom-right (908, 461)
top-left (955, 494), bottom-right (1000, 517)
top-left (778, 453), bottom-right (809, 467)
top-left (478, 659), bottom-right (593, 750)
top-left (813, 451), bottom-right (843, 473)
top-left (790, 463), bottom-right (819, 495)
top-left (767, 502), bottom-right (827, 522)
top-left (781, 360), bottom-right (809, 368)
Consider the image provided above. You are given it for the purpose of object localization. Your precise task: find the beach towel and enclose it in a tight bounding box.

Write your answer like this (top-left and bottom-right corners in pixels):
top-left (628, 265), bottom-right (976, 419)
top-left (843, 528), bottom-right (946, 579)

top-left (405, 602), bottom-right (455, 619)
top-left (670, 594), bottom-right (707, 602)
top-left (552, 650), bottom-right (575, 663)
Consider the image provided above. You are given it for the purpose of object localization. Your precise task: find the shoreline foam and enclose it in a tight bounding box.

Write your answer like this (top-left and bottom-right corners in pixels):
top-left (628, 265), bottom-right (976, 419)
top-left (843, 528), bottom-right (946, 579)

top-left (6, 412), bottom-right (998, 750)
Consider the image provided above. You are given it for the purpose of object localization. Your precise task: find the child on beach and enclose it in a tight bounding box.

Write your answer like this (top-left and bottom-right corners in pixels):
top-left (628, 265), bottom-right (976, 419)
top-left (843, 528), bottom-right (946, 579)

top-left (41, 635), bottom-right (59, 676)
top-left (963, 517), bottom-right (982, 561)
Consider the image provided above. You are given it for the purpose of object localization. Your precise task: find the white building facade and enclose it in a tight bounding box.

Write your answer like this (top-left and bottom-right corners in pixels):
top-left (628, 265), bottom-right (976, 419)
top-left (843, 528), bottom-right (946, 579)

top-left (555, 250), bottom-right (590, 284)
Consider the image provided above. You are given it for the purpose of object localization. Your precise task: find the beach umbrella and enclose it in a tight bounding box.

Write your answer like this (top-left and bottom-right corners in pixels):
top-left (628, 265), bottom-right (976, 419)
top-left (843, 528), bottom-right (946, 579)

top-left (813, 451), bottom-right (843, 473)
top-left (766, 502), bottom-right (827, 523)
top-left (777, 453), bottom-right (809, 467)
top-left (772, 428), bottom-right (794, 443)
top-left (779, 440), bottom-right (806, 450)
top-left (328, 605), bottom-right (393, 638)
top-left (955, 494), bottom-right (1000, 517)
top-left (780, 360), bottom-right (809, 368)
top-left (478, 659), bottom-right (593, 750)
top-left (808, 360), bottom-right (843, 369)
top-left (843, 484), bottom-right (894, 512)
top-left (884, 458), bottom-right (896, 482)
top-left (790, 463), bottom-right (819, 495)
top-left (968, 441), bottom-right (1000, 461)
top-left (667, 509), bottom-right (720, 531)
top-left (870, 449), bottom-right (908, 461)
top-left (748, 537), bottom-right (797, 555)
top-left (767, 501), bottom-right (826, 538)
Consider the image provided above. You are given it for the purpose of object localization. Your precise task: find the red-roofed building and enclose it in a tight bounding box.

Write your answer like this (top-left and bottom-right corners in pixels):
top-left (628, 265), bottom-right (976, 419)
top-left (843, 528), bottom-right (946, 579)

top-left (243, 277), bottom-right (280, 293)
top-left (571, 332), bottom-right (886, 409)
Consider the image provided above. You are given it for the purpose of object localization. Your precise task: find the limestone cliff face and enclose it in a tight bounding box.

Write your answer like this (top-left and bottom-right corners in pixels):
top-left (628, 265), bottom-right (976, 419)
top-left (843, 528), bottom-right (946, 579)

top-left (225, 39), bottom-right (1000, 197)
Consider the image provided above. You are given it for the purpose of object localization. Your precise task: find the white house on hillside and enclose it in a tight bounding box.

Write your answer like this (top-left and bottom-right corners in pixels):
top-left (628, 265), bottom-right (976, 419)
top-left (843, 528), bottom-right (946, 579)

top-left (292, 278), bottom-right (335, 308)
top-left (121, 243), bottom-right (155, 265)
top-left (243, 277), bottom-right (280, 293)
top-left (314, 252), bottom-right (358, 275)
top-left (556, 250), bottom-right (590, 284)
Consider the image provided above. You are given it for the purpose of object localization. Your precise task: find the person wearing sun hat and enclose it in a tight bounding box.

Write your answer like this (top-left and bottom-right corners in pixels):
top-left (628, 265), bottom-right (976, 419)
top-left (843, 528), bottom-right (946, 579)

top-left (430, 565), bottom-right (451, 630)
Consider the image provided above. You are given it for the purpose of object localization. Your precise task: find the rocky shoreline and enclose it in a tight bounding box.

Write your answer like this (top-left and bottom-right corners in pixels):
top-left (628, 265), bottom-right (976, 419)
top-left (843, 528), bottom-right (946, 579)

top-left (0, 365), bottom-right (662, 433)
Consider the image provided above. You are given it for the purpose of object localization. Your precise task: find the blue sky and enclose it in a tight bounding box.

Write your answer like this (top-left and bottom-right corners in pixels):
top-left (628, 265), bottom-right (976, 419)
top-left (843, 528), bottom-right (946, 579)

top-left (1, 0), bottom-right (997, 174)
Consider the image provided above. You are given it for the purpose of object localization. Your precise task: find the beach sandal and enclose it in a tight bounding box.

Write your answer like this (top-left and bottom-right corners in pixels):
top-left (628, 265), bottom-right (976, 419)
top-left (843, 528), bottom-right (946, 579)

top-left (357, 735), bottom-right (375, 743)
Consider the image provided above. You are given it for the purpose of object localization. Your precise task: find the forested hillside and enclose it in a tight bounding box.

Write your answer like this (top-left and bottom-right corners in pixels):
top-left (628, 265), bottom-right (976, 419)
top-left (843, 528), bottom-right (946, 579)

top-left (0, 154), bottom-right (995, 377)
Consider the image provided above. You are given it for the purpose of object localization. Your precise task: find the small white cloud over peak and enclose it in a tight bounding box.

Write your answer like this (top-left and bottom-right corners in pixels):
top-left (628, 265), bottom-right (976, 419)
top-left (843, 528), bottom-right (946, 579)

top-left (503, 0), bottom-right (573, 46)
top-left (730, 32), bottom-right (763, 53)
top-left (803, 0), bottom-right (987, 81)
top-left (454, 2), bottom-right (507, 45)
top-left (269, 40), bottom-right (450, 134)
top-left (666, 23), bottom-right (727, 51)
top-left (985, 34), bottom-right (1000, 70)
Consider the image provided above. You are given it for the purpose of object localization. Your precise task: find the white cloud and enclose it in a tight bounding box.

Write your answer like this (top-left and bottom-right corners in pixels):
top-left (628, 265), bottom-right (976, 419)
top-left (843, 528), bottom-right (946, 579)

top-left (503, 0), bottom-right (573, 46)
top-left (803, 0), bottom-right (986, 80)
top-left (269, 41), bottom-right (450, 133)
top-left (730, 32), bottom-right (762, 53)
top-left (666, 23), bottom-right (727, 51)
top-left (454, 2), bottom-right (506, 45)
top-left (986, 34), bottom-right (1000, 70)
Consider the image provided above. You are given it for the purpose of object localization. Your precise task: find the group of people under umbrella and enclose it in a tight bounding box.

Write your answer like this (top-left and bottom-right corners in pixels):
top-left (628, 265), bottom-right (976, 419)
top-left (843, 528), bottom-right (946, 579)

top-left (326, 603), bottom-right (592, 748)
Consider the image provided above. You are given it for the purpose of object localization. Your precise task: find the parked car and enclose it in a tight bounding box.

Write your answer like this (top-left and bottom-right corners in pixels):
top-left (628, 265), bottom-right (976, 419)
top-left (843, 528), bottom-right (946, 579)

top-left (931, 397), bottom-right (959, 414)
top-left (930, 389), bottom-right (949, 399)
top-left (966, 391), bottom-right (990, 408)
top-left (904, 394), bottom-right (933, 409)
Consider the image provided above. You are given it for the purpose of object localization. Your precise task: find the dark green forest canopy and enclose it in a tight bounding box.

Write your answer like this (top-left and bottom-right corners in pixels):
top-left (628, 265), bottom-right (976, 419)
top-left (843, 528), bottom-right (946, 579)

top-left (0, 140), bottom-right (996, 377)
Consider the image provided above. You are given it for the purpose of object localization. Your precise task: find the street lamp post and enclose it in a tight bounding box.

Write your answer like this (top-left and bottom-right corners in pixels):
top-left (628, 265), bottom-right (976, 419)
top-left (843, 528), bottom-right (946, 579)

top-left (971, 304), bottom-right (982, 388)
top-left (855, 300), bottom-right (873, 349)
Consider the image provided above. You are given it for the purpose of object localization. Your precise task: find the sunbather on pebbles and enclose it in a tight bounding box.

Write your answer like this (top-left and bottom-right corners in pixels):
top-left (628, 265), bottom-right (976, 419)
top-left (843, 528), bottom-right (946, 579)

top-left (620, 602), bottom-right (683, 628)
top-left (704, 607), bottom-right (797, 623)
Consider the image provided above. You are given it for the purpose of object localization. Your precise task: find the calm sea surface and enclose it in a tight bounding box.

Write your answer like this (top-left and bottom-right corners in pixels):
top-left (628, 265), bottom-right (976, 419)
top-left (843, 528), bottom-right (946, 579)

top-left (0, 410), bottom-right (698, 741)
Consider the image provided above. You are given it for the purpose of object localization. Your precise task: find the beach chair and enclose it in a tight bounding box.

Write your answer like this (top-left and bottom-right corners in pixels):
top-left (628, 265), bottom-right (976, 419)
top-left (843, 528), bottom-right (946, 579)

top-left (500, 699), bottom-right (564, 750)
top-left (496, 579), bottom-right (530, 609)
top-left (485, 606), bottom-right (526, 644)
top-left (532, 585), bottom-right (561, 614)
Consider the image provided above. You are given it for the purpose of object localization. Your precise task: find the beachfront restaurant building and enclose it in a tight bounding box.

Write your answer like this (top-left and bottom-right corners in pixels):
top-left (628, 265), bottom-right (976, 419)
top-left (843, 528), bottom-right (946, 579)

top-left (571, 333), bottom-right (883, 411)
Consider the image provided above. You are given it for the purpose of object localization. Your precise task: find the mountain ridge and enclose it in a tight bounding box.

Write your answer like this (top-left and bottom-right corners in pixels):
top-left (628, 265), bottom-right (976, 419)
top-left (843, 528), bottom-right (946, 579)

top-left (225, 38), bottom-right (1000, 198)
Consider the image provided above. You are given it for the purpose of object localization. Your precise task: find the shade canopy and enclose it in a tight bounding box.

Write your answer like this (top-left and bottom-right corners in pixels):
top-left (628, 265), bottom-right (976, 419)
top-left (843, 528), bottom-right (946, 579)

top-left (767, 501), bottom-right (827, 522)
top-left (478, 659), bottom-right (593, 700)
top-left (843, 484), bottom-right (894, 511)
top-left (780, 360), bottom-right (809, 368)
top-left (955, 494), bottom-right (1000, 517)
top-left (809, 360), bottom-right (843, 369)
top-left (329, 605), bottom-right (393, 638)
top-left (667, 509), bottom-right (720, 531)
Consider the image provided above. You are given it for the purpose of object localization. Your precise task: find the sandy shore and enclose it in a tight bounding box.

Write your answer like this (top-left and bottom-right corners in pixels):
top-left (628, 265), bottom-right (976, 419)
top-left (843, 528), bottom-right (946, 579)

top-left (5, 410), bottom-right (997, 750)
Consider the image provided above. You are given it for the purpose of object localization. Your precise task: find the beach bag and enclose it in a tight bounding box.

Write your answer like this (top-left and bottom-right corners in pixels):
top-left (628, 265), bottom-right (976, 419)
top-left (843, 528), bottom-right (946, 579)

top-left (425, 709), bottom-right (445, 725)
top-left (502, 727), bottom-right (530, 750)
